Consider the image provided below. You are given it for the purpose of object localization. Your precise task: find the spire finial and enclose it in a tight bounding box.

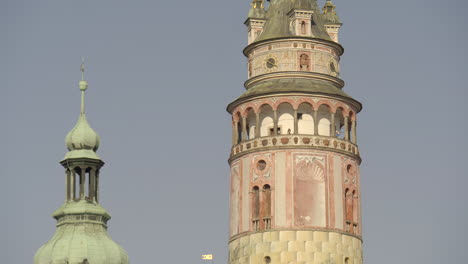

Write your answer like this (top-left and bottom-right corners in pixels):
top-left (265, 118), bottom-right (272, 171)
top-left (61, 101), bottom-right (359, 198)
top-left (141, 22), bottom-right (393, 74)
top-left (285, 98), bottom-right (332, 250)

top-left (64, 59), bottom-right (101, 159)
top-left (80, 57), bottom-right (85, 81)
top-left (78, 58), bottom-right (89, 114)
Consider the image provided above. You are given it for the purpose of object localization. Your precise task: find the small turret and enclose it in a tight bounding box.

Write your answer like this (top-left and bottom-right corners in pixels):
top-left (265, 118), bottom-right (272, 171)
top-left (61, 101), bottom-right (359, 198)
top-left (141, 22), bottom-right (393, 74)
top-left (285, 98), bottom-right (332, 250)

top-left (245, 0), bottom-right (267, 44)
top-left (322, 0), bottom-right (342, 42)
top-left (34, 61), bottom-right (129, 264)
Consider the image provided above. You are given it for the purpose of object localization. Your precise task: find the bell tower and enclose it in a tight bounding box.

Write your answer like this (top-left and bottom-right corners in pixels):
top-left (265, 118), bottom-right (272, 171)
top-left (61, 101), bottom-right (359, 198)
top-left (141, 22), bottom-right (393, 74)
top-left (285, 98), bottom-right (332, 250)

top-left (227, 0), bottom-right (363, 263)
top-left (34, 63), bottom-right (129, 264)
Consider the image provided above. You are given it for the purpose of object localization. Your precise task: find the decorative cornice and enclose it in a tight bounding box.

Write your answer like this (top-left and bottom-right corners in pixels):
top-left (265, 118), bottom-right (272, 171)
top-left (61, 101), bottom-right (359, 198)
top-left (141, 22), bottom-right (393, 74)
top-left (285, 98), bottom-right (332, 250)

top-left (228, 227), bottom-right (363, 243)
top-left (227, 93), bottom-right (362, 114)
top-left (244, 71), bottom-right (345, 90)
top-left (228, 135), bottom-right (360, 165)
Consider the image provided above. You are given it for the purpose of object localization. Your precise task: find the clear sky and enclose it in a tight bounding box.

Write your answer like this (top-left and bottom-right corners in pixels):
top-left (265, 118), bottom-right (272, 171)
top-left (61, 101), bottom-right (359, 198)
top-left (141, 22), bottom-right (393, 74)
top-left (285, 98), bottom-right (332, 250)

top-left (3, 0), bottom-right (467, 263)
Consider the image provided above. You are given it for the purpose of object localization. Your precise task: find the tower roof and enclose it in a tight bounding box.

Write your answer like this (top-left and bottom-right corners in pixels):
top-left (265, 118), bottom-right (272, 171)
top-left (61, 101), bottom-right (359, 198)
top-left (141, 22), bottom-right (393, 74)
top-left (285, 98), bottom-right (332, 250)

top-left (64, 62), bottom-right (101, 160)
top-left (247, 0), bottom-right (266, 19)
top-left (256, 0), bottom-right (332, 42)
top-left (35, 62), bottom-right (129, 264)
top-left (322, 0), bottom-right (342, 25)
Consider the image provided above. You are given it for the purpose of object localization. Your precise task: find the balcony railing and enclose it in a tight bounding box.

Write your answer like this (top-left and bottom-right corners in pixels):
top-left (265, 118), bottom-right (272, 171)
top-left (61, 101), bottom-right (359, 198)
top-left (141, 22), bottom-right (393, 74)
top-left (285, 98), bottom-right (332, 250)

top-left (231, 134), bottom-right (359, 158)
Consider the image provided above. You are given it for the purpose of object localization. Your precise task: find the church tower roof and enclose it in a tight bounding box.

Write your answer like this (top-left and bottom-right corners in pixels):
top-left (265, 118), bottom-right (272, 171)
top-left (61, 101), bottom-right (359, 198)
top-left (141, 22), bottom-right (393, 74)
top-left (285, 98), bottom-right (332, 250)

top-left (256, 0), bottom-right (332, 42)
top-left (322, 0), bottom-right (342, 25)
top-left (64, 61), bottom-right (101, 160)
top-left (247, 0), bottom-right (266, 19)
top-left (34, 62), bottom-right (129, 264)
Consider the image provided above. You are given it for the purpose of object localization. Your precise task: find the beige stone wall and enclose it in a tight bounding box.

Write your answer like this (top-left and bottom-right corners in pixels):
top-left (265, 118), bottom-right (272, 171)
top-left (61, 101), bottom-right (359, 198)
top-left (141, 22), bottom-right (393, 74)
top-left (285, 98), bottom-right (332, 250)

top-left (229, 230), bottom-right (362, 264)
top-left (247, 41), bottom-right (340, 78)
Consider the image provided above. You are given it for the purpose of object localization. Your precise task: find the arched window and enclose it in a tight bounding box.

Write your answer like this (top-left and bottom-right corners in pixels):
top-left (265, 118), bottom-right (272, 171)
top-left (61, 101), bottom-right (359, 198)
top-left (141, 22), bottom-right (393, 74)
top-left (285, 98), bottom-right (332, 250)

top-left (317, 104), bottom-right (332, 136)
top-left (259, 104), bottom-right (274, 137)
top-left (301, 21), bottom-right (306, 34)
top-left (262, 185), bottom-right (272, 229)
top-left (277, 103), bottom-right (294, 135)
top-left (247, 108), bottom-right (256, 139)
top-left (252, 186), bottom-right (260, 231)
top-left (353, 190), bottom-right (359, 234)
top-left (345, 188), bottom-right (353, 231)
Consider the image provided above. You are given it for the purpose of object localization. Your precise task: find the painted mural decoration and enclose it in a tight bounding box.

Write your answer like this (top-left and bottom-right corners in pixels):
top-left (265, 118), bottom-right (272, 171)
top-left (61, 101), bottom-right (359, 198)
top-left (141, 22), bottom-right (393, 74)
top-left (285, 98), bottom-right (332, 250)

top-left (230, 164), bottom-right (240, 236)
top-left (294, 155), bottom-right (326, 227)
top-left (251, 154), bottom-right (272, 184)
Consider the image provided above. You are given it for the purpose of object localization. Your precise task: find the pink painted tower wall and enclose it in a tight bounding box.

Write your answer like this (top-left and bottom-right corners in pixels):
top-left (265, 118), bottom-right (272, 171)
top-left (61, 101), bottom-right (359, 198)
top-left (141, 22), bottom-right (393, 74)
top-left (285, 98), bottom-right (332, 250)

top-left (227, 1), bottom-right (363, 263)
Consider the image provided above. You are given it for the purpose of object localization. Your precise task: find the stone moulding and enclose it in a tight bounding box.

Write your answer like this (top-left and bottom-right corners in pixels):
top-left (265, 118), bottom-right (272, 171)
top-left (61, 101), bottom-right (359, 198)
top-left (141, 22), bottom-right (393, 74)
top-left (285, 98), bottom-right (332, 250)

top-left (229, 134), bottom-right (360, 164)
top-left (228, 227), bottom-right (363, 244)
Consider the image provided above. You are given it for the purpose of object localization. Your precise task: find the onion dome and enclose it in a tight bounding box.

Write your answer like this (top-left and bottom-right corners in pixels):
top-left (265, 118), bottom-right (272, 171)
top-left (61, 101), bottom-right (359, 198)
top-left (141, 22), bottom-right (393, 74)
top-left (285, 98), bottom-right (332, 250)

top-left (64, 69), bottom-right (101, 160)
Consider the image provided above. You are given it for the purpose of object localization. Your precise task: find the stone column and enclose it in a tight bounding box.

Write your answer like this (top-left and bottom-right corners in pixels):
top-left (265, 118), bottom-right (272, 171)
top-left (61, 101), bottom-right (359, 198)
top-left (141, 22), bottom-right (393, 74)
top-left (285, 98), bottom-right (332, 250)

top-left (255, 113), bottom-right (260, 138)
top-left (232, 121), bottom-right (236, 145)
top-left (344, 116), bottom-right (350, 141)
top-left (330, 112), bottom-right (336, 137)
top-left (233, 120), bottom-right (239, 145)
top-left (313, 110), bottom-right (319, 136)
top-left (79, 167), bottom-right (85, 199)
top-left (66, 169), bottom-right (70, 201)
top-left (71, 169), bottom-right (76, 200)
top-left (96, 171), bottom-right (100, 203)
top-left (89, 169), bottom-right (96, 201)
top-left (273, 110), bottom-right (278, 136)
top-left (351, 120), bottom-right (357, 144)
top-left (293, 109), bottom-right (298, 134)
top-left (242, 117), bottom-right (247, 141)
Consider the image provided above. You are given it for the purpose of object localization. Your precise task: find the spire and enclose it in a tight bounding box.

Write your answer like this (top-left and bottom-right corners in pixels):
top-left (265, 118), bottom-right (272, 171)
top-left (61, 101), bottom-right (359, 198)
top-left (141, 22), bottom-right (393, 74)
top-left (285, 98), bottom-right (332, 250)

top-left (34, 61), bottom-right (129, 264)
top-left (323, 0), bottom-right (341, 25)
top-left (64, 60), bottom-right (101, 160)
top-left (248, 0), bottom-right (266, 19)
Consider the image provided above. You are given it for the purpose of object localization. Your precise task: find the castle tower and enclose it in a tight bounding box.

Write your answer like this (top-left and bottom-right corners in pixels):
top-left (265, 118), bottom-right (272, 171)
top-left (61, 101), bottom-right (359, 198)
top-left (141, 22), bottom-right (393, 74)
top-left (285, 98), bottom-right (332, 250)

top-left (227, 1), bottom-right (362, 263)
top-left (34, 64), bottom-right (129, 264)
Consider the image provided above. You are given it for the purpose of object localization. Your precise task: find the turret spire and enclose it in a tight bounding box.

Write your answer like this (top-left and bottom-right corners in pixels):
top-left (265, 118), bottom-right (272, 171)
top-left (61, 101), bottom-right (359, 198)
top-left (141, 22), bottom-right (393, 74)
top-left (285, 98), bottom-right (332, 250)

top-left (34, 62), bottom-right (129, 264)
top-left (80, 58), bottom-right (87, 115)
top-left (64, 60), bottom-right (100, 160)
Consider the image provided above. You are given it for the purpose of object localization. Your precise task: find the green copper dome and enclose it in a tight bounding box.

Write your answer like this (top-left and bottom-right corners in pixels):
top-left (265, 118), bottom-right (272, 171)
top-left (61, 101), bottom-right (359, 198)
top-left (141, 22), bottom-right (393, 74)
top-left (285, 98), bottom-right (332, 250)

top-left (34, 201), bottom-right (128, 264)
top-left (35, 63), bottom-right (129, 264)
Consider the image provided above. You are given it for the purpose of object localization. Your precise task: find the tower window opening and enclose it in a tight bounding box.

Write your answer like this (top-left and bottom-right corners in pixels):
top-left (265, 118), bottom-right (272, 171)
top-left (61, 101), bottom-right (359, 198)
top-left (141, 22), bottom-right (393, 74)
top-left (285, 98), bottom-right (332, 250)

top-left (297, 113), bottom-right (303, 120)
top-left (264, 256), bottom-right (271, 263)
top-left (299, 54), bottom-right (310, 71)
top-left (257, 160), bottom-right (267, 171)
top-left (74, 167), bottom-right (81, 200)
top-left (263, 184), bottom-right (272, 229)
top-left (252, 186), bottom-right (260, 231)
top-left (301, 21), bottom-right (306, 34)
top-left (85, 168), bottom-right (90, 200)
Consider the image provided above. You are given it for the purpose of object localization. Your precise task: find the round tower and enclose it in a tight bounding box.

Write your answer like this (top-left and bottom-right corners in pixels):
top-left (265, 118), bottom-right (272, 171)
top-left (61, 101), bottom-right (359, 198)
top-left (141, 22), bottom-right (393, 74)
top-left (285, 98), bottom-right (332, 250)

top-left (227, 1), bottom-right (362, 263)
top-left (34, 63), bottom-right (129, 264)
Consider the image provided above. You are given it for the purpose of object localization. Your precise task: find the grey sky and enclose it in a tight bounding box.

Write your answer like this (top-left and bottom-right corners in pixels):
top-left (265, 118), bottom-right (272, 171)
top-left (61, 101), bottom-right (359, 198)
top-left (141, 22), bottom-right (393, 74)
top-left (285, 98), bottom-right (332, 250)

top-left (3, 0), bottom-right (467, 263)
